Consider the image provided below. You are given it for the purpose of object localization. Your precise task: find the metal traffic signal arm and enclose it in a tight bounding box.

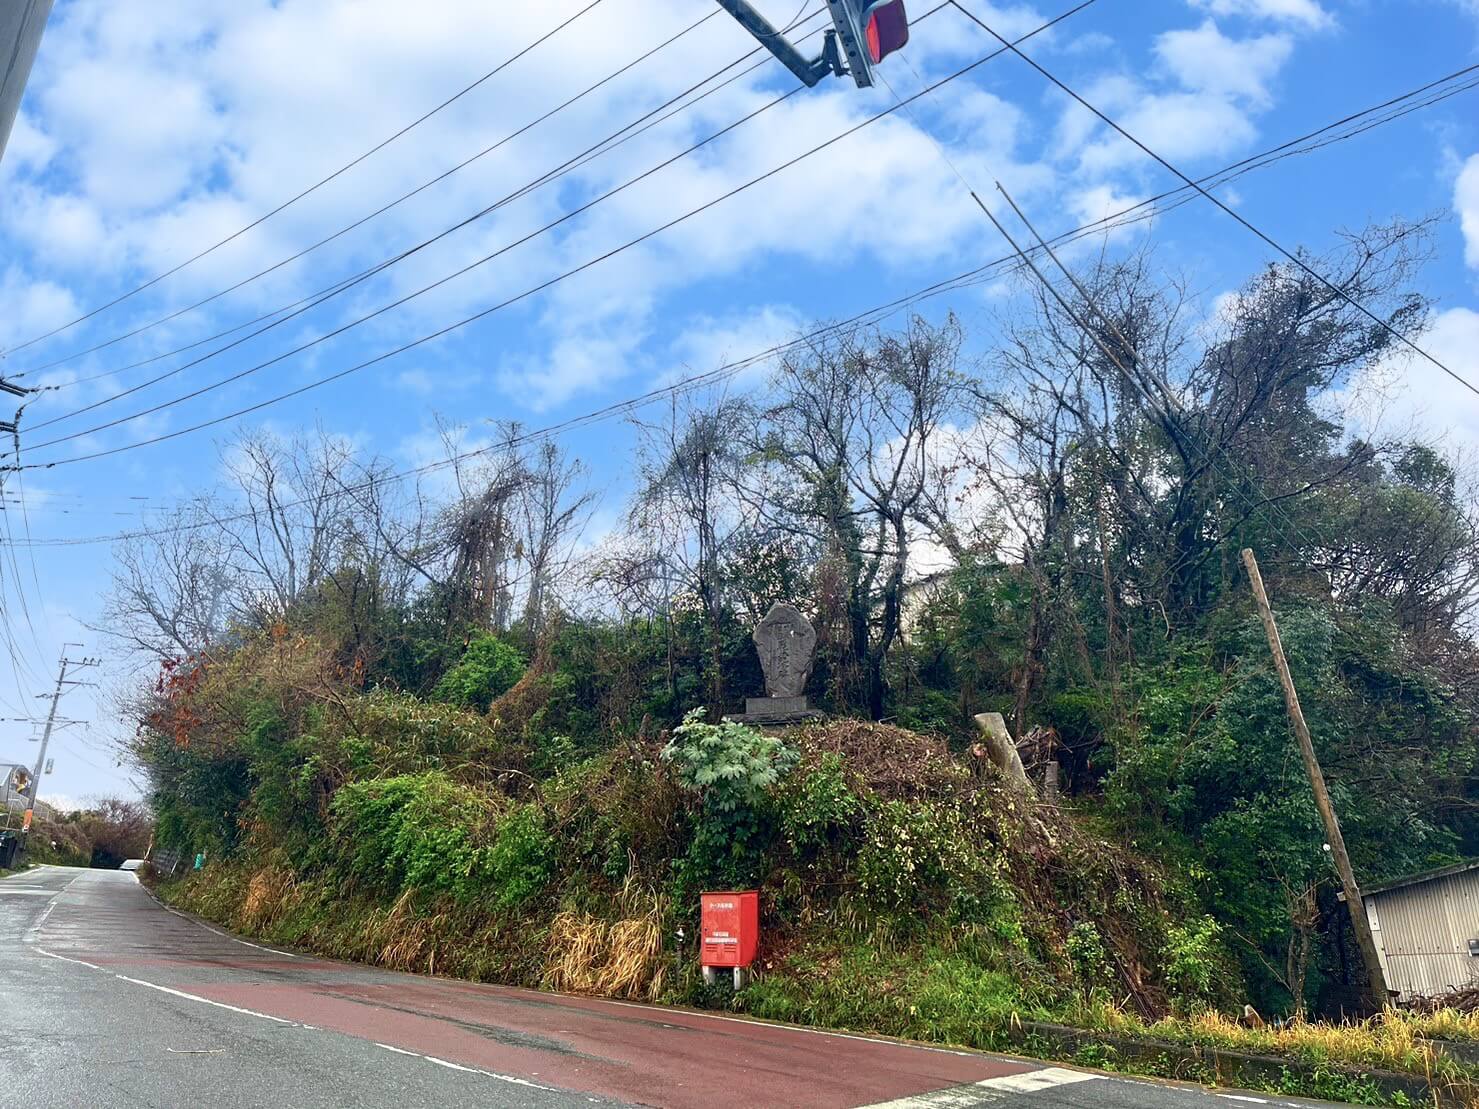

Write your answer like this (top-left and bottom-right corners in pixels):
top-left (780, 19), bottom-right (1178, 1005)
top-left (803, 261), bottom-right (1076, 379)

top-left (714, 0), bottom-right (908, 88)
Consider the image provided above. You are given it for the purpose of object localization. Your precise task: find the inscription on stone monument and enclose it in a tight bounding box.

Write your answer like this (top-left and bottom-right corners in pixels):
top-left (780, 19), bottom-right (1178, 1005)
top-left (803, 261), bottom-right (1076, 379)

top-left (753, 602), bottom-right (816, 699)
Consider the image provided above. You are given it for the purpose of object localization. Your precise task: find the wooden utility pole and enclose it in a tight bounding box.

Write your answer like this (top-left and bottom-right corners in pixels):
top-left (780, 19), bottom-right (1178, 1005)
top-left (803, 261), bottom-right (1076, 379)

top-left (1241, 549), bottom-right (1389, 1010)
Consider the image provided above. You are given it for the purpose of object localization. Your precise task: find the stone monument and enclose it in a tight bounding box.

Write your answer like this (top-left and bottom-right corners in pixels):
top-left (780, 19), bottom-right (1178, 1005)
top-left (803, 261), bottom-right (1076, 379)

top-left (725, 602), bottom-right (823, 726)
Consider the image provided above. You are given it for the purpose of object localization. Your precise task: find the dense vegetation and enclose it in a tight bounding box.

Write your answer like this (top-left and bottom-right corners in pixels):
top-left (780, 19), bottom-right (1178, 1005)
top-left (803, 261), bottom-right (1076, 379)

top-left (118, 222), bottom-right (1478, 1095)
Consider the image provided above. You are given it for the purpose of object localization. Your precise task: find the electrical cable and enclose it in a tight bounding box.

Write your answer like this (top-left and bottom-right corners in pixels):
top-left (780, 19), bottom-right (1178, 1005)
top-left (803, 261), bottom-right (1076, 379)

top-left (14, 5), bottom-right (734, 381)
top-left (14, 7), bottom-right (839, 437)
top-left (877, 52), bottom-right (1320, 603)
top-left (0, 0), bottom-right (611, 359)
top-left (9, 1), bottom-right (1090, 469)
top-left (22, 18), bottom-right (1474, 446)
top-left (0, 255), bottom-right (1044, 549)
top-left (3, 51), bottom-right (1474, 545)
top-left (950, 0), bottom-right (1479, 401)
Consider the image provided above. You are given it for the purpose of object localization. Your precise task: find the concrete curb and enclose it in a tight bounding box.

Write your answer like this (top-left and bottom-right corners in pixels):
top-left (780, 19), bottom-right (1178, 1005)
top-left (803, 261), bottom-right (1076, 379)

top-left (1014, 1020), bottom-right (1442, 1105)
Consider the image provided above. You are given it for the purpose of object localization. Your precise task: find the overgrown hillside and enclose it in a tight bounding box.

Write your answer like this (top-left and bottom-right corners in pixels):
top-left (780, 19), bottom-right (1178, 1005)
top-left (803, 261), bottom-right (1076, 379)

top-left (119, 225), bottom-right (1479, 1101)
top-left (147, 626), bottom-right (1479, 1102)
top-left (150, 631), bottom-right (1184, 1016)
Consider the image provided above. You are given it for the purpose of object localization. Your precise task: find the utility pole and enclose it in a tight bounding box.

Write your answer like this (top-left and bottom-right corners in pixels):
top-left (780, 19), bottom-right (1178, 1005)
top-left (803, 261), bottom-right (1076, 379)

top-left (1241, 548), bottom-right (1389, 1010)
top-left (20, 645), bottom-right (97, 850)
top-left (0, 0), bottom-right (55, 165)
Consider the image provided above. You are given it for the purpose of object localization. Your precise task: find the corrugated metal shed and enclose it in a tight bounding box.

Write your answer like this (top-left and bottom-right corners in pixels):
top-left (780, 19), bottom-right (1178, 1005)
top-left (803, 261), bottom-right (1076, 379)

top-left (1362, 861), bottom-right (1479, 1000)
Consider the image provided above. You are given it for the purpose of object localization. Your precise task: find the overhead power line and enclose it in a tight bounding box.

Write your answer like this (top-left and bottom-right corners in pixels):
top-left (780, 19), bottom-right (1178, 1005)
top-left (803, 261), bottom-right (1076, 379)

top-left (3, 51), bottom-right (1475, 545)
top-left (874, 50), bottom-right (1324, 597)
top-left (8, 1), bottom-right (1091, 470)
top-left (0, 0), bottom-right (609, 359)
top-left (19, 12), bottom-right (1474, 448)
top-left (15, 8), bottom-right (839, 436)
top-left (950, 0), bottom-right (1479, 401)
top-left (16, 5), bottom-right (733, 382)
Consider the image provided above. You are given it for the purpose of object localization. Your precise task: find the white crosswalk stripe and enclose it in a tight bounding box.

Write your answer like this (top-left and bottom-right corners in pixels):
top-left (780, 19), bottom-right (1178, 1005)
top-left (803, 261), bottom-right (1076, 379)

top-left (859, 1066), bottom-right (1101, 1107)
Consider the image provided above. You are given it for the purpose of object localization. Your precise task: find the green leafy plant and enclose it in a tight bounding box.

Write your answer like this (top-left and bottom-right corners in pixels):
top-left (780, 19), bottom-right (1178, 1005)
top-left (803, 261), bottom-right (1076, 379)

top-left (662, 710), bottom-right (797, 892)
top-left (780, 753), bottom-right (859, 854)
top-left (661, 710), bottom-right (797, 813)
top-left (1066, 921), bottom-right (1111, 989)
top-left (432, 634), bottom-right (526, 712)
top-left (329, 771), bottom-right (495, 901)
top-left (1163, 916), bottom-right (1225, 1012)
top-left (484, 803), bottom-right (554, 909)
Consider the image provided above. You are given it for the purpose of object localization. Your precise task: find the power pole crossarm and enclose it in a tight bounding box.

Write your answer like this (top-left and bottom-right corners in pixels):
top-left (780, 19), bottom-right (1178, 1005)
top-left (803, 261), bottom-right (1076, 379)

top-left (1241, 548), bottom-right (1390, 1010)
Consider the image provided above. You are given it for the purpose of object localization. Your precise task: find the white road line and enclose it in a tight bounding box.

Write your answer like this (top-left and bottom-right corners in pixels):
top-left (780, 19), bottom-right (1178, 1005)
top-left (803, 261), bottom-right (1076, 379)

top-left (35, 947), bottom-right (100, 970)
top-left (424, 1053), bottom-right (553, 1091)
top-left (29, 869), bottom-right (88, 932)
top-left (1219, 1097), bottom-right (1269, 1104)
top-left (112, 974), bottom-right (300, 1025)
top-left (859, 1067), bottom-right (1101, 1108)
top-left (34, 890), bottom-right (555, 1100)
top-left (175, 909), bottom-right (304, 957)
top-left (32, 899), bottom-right (58, 930)
top-left (376, 1041), bottom-right (553, 1091)
top-left (154, 896), bottom-right (302, 958)
top-left (375, 1043), bottom-right (422, 1056)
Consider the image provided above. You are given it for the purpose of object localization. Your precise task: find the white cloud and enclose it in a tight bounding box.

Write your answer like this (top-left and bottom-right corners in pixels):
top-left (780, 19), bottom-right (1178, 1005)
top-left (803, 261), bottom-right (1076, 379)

top-left (1155, 21), bottom-right (1293, 107)
top-left (663, 304), bottom-right (806, 390)
top-left (1344, 308), bottom-right (1479, 453)
top-left (0, 267), bottom-right (80, 349)
top-left (1062, 183), bottom-right (1148, 248)
top-left (1078, 90), bottom-right (1258, 173)
top-left (1190, 0), bottom-right (1332, 29)
top-left (1456, 153), bottom-right (1479, 269)
top-left (1057, 20), bottom-right (1290, 177)
top-left (0, 113), bottom-right (56, 176)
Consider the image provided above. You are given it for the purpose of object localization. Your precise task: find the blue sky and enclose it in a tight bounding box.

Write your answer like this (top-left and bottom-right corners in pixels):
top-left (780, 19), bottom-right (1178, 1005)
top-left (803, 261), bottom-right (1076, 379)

top-left (2, 0), bottom-right (1478, 804)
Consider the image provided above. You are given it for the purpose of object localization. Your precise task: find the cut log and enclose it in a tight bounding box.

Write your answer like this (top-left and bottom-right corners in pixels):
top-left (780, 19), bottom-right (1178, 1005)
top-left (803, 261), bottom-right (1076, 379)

top-left (972, 712), bottom-right (1034, 796)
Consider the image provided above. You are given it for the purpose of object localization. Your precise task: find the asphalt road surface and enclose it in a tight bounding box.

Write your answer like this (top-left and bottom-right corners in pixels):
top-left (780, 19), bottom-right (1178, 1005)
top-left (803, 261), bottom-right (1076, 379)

top-left (1, 865), bottom-right (1356, 1108)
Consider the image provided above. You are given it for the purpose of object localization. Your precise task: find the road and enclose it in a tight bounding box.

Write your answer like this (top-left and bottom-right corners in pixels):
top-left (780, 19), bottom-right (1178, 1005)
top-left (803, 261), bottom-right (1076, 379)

top-left (0, 866), bottom-right (1354, 1108)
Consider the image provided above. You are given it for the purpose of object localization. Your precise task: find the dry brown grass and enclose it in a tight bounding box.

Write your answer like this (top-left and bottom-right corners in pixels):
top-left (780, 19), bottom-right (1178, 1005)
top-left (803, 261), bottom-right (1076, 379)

top-left (1409, 1008), bottom-right (1479, 1044)
top-left (792, 719), bottom-right (966, 800)
top-left (363, 890), bottom-right (456, 974)
top-left (544, 878), bottom-right (668, 1000)
top-left (236, 864), bottom-right (301, 932)
top-left (1068, 1001), bottom-right (1479, 1095)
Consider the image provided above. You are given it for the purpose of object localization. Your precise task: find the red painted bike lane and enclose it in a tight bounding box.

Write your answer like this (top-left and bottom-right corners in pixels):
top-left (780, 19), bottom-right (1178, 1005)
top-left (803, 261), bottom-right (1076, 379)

top-left (38, 870), bottom-right (1041, 1108)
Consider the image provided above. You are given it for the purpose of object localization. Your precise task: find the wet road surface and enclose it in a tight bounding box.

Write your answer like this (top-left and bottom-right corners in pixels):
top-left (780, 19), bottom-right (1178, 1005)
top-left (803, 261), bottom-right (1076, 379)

top-left (0, 866), bottom-right (1356, 1107)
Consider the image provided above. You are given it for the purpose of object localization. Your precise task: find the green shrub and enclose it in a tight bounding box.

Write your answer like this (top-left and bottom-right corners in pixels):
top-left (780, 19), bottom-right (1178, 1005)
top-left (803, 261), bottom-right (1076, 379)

top-left (663, 710), bottom-right (797, 894)
top-left (780, 753), bottom-right (859, 855)
top-left (484, 803), bottom-right (554, 909)
top-left (660, 710), bottom-right (797, 812)
top-left (855, 797), bottom-right (1024, 943)
top-left (1163, 916), bottom-right (1225, 1012)
top-left (329, 771), bottom-right (496, 900)
top-left (433, 635), bottom-right (526, 712)
top-left (1066, 921), bottom-right (1111, 988)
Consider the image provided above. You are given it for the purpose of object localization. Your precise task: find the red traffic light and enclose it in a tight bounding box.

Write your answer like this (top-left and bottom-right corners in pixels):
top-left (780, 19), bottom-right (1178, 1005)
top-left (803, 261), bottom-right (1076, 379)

top-left (865, 0), bottom-right (909, 65)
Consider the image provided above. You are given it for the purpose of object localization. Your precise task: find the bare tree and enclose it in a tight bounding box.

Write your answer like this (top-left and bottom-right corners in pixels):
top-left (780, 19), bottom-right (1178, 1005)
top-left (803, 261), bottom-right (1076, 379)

top-left (518, 439), bottom-right (599, 635)
top-left (627, 393), bottom-right (750, 710)
top-left (100, 499), bottom-right (236, 660)
top-left (749, 316), bottom-right (966, 719)
top-left (430, 421), bottom-right (529, 633)
top-left (214, 428), bottom-right (361, 625)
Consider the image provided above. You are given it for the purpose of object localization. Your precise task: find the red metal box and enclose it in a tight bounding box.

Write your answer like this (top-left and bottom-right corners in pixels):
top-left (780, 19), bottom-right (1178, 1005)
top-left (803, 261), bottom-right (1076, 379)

top-left (700, 890), bottom-right (759, 967)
